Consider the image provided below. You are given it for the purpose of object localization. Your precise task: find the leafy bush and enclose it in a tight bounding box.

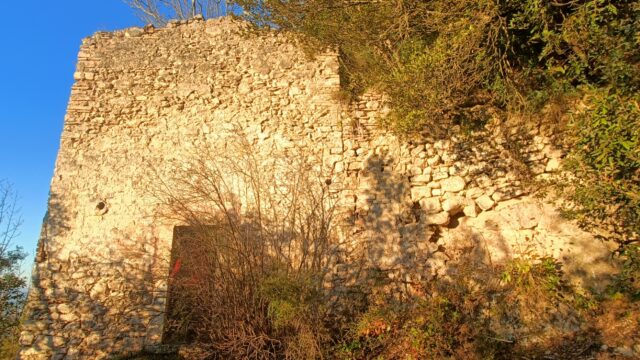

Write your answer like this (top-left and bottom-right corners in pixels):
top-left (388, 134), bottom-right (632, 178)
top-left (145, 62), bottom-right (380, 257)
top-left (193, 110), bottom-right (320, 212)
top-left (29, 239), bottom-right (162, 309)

top-left (561, 90), bottom-right (640, 241)
top-left (610, 244), bottom-right (640, 300)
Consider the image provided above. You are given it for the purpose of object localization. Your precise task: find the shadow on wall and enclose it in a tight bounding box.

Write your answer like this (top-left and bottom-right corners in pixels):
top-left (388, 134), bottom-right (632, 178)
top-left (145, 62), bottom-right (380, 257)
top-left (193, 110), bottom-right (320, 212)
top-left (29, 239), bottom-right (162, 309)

top-left (20, 191), bottom-right (170, 359)
top-left (330, 147), bottom-right (619, 358)
top-left (18, 131), bottom-right (625, 358)
top-left (394, 232), bottom-right (609, 359)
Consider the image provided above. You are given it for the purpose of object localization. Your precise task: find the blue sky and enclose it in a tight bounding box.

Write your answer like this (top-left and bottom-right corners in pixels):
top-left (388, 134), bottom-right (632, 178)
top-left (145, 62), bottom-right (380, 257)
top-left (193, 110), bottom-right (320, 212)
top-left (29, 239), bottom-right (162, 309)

top-left (0, 1), bottom-right (143, 275)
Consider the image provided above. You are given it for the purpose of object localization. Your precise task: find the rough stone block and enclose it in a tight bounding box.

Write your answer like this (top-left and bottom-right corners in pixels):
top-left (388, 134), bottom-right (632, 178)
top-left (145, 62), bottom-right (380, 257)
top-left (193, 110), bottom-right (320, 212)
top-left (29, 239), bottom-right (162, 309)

top-left (411, 174), bottom-right (431, 184)
top-left (476, 195), bottom-right (495, 211)
top-left (432, 170), bottom-right (449, 180)
top-left (411, 186), bottom-right (431, 200)
top-left (545, 158), bottom-right (560, 172)
top-left (442, 196), bottom-right (464, 214)
top-left (466, 187), bottom-right (484, 199)
top-left (19, 331), bottom-right (35, 346)
top-left (440, 176), bottom-right (466, 193)
top-left (425, 211), bottom-right (450, 225)
top-left (427, 155), bottom-right (440, 166)
top-left (463, 203), bottom-right (479, 218)
top-left (419, 197), bottom-right (442, 214)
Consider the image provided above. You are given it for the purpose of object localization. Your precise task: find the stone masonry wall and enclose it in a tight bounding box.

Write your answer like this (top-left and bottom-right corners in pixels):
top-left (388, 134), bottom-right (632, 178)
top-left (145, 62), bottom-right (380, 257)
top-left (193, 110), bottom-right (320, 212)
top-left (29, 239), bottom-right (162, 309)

top-left (19, 17), bottom-right (614, 359)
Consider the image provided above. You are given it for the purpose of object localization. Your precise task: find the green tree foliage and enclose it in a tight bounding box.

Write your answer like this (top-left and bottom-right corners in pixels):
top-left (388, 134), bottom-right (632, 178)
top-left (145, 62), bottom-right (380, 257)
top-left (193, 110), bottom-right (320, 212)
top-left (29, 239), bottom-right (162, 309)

top-left (0, 180), bottom-right (26, 359)
top-left (563, 90), bottom-right (639, 240)
top-left (236, 0), bottom-right (638, 126)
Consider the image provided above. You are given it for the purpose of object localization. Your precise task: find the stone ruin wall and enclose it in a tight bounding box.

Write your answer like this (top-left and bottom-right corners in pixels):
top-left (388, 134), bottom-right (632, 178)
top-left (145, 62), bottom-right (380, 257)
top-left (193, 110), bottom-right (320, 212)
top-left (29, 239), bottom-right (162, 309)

top-left (19, 17), bottom-right (615, 360)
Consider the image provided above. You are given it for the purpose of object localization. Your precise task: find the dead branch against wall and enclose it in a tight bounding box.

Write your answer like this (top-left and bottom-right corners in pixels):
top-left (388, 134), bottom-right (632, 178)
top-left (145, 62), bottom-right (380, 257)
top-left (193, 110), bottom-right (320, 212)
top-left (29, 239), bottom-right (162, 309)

top-left (149, 129), bottom-right (336, 358)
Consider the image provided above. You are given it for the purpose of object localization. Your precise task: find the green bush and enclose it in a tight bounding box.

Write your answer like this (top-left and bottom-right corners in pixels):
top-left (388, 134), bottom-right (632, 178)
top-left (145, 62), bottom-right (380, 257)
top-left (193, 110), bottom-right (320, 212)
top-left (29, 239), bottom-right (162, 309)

top-left (562, 90), bottom-right (640, 240)
top-left (260, 272), bottom-right (328, 359)
top-left (607, 244), bottom-right (640, 300)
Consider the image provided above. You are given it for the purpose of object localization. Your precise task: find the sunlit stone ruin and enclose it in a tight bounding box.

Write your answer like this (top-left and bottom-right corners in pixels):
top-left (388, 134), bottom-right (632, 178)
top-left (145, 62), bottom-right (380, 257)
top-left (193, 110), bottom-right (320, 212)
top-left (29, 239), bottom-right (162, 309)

top-left (19, 17), bottom-right (616, 359)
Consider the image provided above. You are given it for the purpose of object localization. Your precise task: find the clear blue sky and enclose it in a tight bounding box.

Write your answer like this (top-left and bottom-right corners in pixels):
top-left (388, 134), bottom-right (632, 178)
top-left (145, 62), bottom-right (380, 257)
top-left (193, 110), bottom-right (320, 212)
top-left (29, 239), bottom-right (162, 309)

top-left (0, 1), bottom-right (143, 275)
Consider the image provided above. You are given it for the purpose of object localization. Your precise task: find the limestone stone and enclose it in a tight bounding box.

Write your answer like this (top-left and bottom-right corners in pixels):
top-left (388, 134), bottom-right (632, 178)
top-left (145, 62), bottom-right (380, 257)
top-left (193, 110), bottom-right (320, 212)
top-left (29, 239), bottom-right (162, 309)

top-left (419, 197), bottom-right (442, 214)
top-left (411, 174), bottom-right (431, 184)
top-left (57, 304), bottom-right (72, 314)
top-left (440, 176), bottom-right (466, 193)
top-left (426, 181), bottom-right (440, 189)
top-left (410, 145), bottom-right (425, 156)
top-left (425, 211), bottom-right (450, 225)
top-left (427, 155), bottom-right (440, 166)
top-left (546, 158), bottom-right (561, 172)
top-left (442, 196), bottom-right (464, 214)
top-left (463, 203), bottom-right (479, 218)
top-left (19, 331), bottom-right (35, 346)
top-left (411, 186), bottom-right (431, 200)
top-left (60, 312), bottom-right (79, 323)
top-left (124, 27), bottom-right (144, 37)
top-left (491, 191), bottom-right (506, 202)
top-left (409, 166), bottom-right (422, 176)
top-left (432, 170), bottom-right (449, 180)
top-left (53, 336), bottom-right (66, 347)
top-left (466, 187), bottom-right (483, 199)
top-left (476, 195), bottom-right (495, 211)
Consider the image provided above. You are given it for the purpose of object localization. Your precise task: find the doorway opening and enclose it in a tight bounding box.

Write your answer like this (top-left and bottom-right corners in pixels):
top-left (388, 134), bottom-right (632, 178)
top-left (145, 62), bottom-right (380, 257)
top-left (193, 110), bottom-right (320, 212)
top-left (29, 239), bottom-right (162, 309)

top-left (162, 226), bottom-right (208, 345)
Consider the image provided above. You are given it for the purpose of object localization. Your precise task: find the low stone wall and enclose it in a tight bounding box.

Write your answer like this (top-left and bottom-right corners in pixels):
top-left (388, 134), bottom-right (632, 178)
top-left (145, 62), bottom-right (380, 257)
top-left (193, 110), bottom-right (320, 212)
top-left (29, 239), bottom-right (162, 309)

top-left (19, 17), bottom-right (613, 360)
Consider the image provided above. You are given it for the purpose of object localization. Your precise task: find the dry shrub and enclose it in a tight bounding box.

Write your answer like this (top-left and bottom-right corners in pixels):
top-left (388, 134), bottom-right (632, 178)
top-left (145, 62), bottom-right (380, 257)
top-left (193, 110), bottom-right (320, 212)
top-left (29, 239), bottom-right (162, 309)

top-left (147, 131), bottom-right (638, 359)
top-left (336, 251), bottom-right (603, 360)
top-left (150, 132), bottom-right (335, 359)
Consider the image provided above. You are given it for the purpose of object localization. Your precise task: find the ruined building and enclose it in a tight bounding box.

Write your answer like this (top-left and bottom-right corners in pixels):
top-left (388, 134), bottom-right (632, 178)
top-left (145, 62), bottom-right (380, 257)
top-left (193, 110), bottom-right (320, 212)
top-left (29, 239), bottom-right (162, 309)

top-left (19, 17), bottom-right (615, 359)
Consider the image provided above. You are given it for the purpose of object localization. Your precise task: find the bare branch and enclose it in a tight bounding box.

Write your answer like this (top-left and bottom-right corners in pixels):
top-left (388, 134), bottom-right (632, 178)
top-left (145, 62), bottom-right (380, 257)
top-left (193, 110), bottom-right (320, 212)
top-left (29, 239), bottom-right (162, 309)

top-left (124, 0), bottom-right (229, 26)
top-left (0, 180), bottom-right (22, 258)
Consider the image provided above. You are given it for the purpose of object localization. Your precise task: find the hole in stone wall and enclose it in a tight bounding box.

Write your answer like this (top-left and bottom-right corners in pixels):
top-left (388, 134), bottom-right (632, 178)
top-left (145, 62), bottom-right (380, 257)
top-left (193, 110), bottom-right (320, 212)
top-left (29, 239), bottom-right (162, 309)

top-left (95, 201), bottom-right (108, 215)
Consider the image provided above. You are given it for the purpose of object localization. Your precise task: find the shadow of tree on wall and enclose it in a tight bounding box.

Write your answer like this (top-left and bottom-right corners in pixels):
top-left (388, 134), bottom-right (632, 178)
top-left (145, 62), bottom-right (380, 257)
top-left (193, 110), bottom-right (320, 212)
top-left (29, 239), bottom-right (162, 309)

top-left (18, 133), bottom-right (634, 359)
top-left (329, 148), bottom-right (619, 359)
top-left (20, 191), bottom-right (71, 358)
top-left (20, 189), bottom-right (171, 359)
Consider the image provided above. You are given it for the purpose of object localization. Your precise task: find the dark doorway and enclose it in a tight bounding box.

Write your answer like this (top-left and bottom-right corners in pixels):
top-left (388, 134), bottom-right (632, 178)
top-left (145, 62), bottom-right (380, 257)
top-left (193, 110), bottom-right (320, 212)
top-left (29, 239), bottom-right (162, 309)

top-left (162, 226), bottom-right (206, 345)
